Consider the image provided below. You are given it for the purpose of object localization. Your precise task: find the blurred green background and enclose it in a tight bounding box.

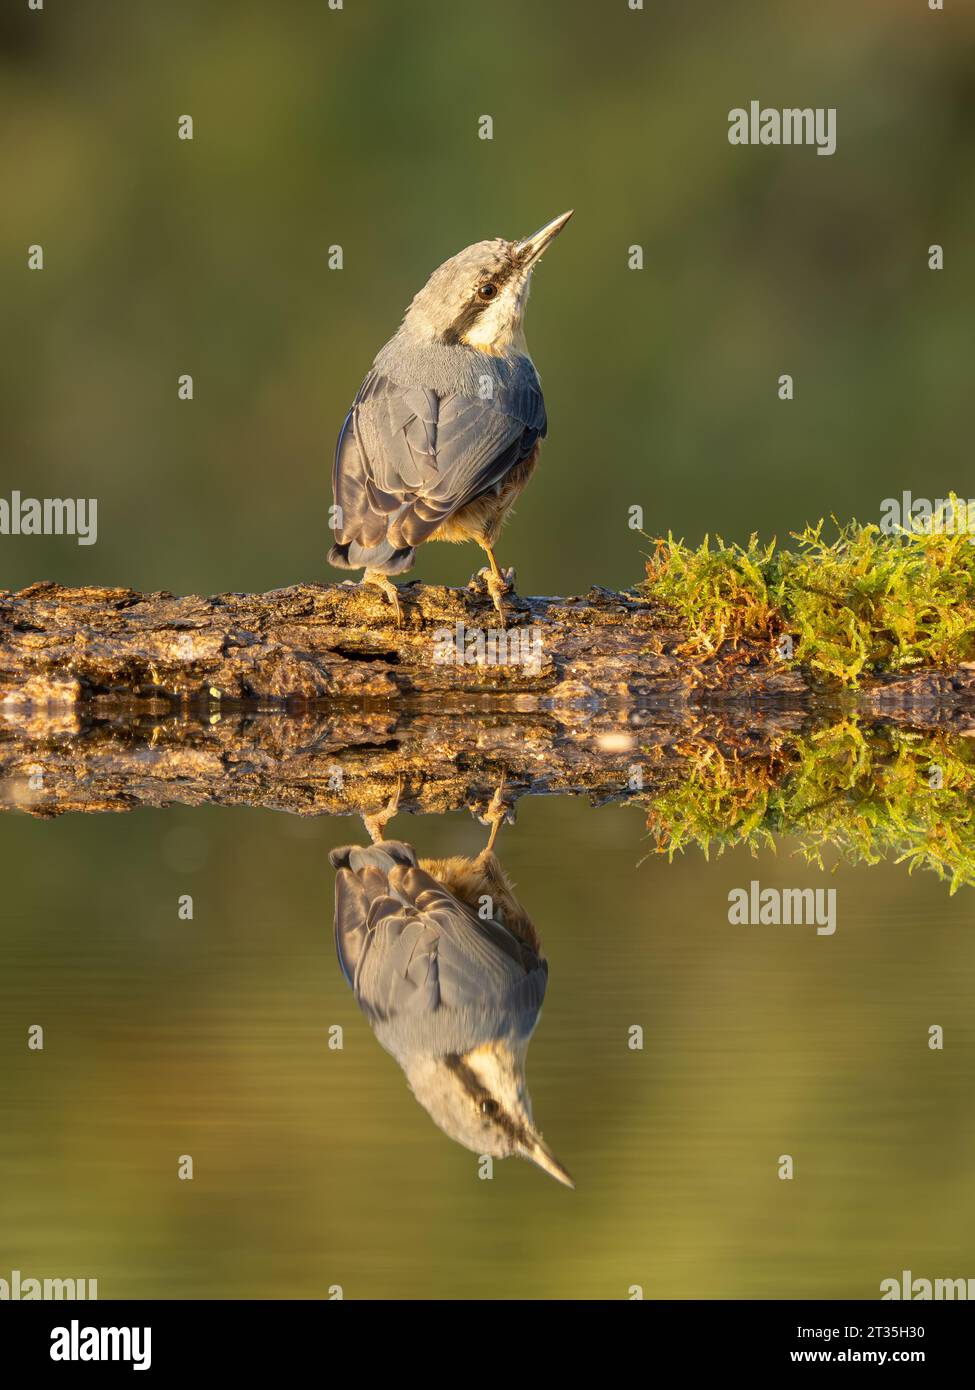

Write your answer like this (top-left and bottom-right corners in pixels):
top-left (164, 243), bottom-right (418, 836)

top-left (3, 797), bottom-right (975, 1300)
top-left (1, 0), bottom-right (973, 596)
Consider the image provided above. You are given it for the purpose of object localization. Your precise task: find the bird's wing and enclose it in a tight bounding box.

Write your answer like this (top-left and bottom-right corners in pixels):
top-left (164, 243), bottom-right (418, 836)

top-left (331, 841), bottom-right (544, 1023)
top-left (332, 368), bottom-right (546, 551)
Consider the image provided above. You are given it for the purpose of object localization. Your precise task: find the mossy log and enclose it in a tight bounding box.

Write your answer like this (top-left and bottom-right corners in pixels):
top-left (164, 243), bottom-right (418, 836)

top-left (3, 580), bottom-right (975, 710)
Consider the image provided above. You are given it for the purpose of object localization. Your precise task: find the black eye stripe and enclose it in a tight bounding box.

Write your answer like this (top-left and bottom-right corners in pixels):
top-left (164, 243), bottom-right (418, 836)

top-left (438, 266), bottom-right (512, 342)
top-left (442, 1055), bottom-right (522, 1141)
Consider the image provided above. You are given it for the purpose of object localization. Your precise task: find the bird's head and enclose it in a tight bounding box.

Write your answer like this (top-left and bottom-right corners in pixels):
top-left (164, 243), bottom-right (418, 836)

top-left (405, 1039), bottom-right (574, 1188)
top-left (399, 211), bottom-right (573, 357)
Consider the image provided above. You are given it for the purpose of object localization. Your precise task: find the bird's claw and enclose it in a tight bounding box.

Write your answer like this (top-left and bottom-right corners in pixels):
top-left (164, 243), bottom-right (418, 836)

top-left (472, 776), bottom-right (516, 853)
top-left (469, 565), bottom-right (516, 593)
top-left (479, 789), bottom-right (515, 829)
top-left (486, 573), bottom-right (511, 629)
top-left (469, 566), bottom-right (516, 629)
top-left (363, 774), bottom-right (404, 844)
top-left (362, 572), bottom-right (404, 627)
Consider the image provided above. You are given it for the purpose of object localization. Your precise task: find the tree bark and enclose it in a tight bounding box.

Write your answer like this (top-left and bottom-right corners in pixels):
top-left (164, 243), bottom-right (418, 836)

top-left (3, 580), bottom-right (975, 709)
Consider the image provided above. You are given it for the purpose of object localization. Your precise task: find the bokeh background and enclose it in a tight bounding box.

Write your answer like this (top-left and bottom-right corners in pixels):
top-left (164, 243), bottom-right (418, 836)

top-left (1, 0), bottom-right (974, 595)
top-left (2, 0), bottom-right (975, 1302)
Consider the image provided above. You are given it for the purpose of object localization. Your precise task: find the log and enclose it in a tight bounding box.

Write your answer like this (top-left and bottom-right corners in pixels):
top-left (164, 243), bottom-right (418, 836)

top-left (3, 580), bottom-right (975, 709)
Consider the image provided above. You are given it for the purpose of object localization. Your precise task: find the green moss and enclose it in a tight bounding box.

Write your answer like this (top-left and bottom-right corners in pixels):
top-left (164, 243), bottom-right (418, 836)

top-left (641, 504), bottom-right (975, 685)
top-left (644, 719), bottom-right (975, 894)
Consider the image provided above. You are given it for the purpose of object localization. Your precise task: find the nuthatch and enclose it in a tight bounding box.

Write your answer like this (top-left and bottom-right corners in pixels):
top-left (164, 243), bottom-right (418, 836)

top-left (328, 211), bottom-right (573, 626)
top-left (329, 789), bottom-right (573, 1187)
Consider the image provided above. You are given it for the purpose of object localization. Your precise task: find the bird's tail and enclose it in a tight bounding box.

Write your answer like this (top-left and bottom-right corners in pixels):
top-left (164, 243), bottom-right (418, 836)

top-left (328, 540), bottom-right (415, 575)
top-left (329, 841), bottom-right (417, 873)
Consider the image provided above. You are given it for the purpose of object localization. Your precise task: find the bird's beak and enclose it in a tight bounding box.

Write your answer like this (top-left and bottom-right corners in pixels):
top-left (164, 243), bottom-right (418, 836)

top-left (522, 1132), bottom-right (575, 1188)
top-left (514, 210), bottom-right (574, 269)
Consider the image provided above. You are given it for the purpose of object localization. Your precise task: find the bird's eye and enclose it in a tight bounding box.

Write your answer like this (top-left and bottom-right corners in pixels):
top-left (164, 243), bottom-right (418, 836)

top-left (480, 1098), bottom-right (499, 1117)
top-left (477, 283), bottom-right (498, 301)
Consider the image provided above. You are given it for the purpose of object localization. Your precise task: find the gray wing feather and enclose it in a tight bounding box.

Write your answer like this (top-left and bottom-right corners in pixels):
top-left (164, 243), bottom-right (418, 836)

top-left (332, 365), bottom-right (545, 553)
top-left (331, 841), bottom-right (544, 1025)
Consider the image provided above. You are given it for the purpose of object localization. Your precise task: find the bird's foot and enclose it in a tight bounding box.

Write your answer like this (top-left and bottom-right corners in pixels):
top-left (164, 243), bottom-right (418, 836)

top-left (363, 774), bottom-right (403, 844)
top-left (362, 570), bottom-right (403, 627)
top-left (472, 775), bottom-right (516, 854)
top-left (469, 566), bottom-right (517, 629)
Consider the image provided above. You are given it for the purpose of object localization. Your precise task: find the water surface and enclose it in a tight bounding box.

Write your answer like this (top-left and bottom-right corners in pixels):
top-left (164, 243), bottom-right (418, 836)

top-left (2, 713), bottom-right (973, 1299)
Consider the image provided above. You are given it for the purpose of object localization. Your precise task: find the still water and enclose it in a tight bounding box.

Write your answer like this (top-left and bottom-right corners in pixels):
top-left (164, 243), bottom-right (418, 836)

top-left (2, 715), bottom-right (974, 1300)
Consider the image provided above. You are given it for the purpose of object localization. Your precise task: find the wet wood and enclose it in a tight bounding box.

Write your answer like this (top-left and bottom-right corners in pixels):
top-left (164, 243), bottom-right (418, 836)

top-left (2, 702), bottom-right (971, 820)
top-left (3, 580), bottom-right (975, 710)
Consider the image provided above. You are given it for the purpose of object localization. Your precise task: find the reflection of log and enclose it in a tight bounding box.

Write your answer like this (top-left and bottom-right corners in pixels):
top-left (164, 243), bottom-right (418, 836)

top-left (4, 581), bottom-right (975, 708)
top-left (1, 702), bottom-right (970, 820)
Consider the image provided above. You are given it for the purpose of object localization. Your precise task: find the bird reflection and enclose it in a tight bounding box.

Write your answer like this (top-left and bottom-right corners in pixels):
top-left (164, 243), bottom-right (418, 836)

top-left (329, 785), bottom-right (573, 1187)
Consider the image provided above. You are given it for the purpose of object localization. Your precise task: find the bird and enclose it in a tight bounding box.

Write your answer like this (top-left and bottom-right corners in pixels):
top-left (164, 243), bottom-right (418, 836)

top-left (329, 786), bottom-right (573, 1187)
top-left (328, 211), bottom-right (573, 627)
